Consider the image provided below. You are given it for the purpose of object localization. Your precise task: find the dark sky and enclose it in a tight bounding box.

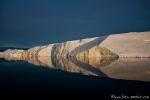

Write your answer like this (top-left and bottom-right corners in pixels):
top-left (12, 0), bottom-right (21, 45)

top-left (0, 0), bottom-right (150, 48)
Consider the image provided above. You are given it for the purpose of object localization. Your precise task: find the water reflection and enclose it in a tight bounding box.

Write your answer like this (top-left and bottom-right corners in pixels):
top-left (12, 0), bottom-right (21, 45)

top-left (27, 56), bottom-right (118, 77)
top-left (1, 55), bottom-right (150, 82)
top-left (100, 58), bottom-right (150, 82)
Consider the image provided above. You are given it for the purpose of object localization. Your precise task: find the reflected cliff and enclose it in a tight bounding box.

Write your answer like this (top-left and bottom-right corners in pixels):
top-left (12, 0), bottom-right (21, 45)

top-left (0, 52), bottom-right (117, 77)
top-left (25, 56), bottom-right (118, 77)
top-left (1, 54), bottom-right (150, 82)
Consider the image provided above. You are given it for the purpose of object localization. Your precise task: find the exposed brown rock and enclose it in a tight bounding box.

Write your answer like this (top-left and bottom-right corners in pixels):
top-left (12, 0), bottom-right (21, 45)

top-left (76, 46), bottom-right (119, 68)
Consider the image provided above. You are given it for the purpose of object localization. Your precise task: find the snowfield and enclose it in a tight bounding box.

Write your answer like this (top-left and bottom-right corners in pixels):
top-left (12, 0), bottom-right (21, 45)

top-left (99, 32), bottom-right (150, 57)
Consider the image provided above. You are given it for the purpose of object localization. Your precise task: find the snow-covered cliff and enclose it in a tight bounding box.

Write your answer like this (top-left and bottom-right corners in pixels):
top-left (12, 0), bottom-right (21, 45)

top-left (0, 31), bottom-right (150, 59)
top-left (30, 31), bottom-right (150, 58)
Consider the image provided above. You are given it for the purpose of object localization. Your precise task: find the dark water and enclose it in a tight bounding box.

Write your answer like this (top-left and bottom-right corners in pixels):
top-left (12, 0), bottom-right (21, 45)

top-left (0, 57), bottom-right (150, 98)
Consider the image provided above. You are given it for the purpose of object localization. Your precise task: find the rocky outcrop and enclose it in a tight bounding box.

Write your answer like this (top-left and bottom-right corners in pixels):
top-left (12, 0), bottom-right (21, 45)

top-left (75, 46), bottom-right (118, 68)
top-left (76, 46), bottom-right (118, 62)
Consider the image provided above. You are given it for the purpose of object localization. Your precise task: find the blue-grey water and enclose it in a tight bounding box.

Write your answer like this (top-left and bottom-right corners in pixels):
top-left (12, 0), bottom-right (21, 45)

top-left (0, 57), bottom-right (150, 98)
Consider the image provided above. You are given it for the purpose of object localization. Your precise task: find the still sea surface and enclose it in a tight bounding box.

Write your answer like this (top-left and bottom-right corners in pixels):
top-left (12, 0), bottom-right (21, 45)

top-left (0, 56), bottom-right (150, 98)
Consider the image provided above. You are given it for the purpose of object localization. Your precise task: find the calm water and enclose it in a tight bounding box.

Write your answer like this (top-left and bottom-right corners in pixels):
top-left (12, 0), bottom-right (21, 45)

top-left (0, 57), bottom-right (150, 98)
